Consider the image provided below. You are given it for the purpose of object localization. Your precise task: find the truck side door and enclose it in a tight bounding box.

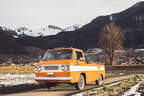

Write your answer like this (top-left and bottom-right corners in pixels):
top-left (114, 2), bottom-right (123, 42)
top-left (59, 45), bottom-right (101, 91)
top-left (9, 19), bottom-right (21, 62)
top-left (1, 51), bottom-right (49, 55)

top-left (74, 51), bottom-right (86, 65)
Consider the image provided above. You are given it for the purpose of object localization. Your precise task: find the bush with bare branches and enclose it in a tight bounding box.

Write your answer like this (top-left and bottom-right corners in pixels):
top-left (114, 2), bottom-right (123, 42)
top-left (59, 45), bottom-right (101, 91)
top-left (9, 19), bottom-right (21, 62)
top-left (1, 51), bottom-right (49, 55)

top-left (98, 22), bottom-right (125, 65)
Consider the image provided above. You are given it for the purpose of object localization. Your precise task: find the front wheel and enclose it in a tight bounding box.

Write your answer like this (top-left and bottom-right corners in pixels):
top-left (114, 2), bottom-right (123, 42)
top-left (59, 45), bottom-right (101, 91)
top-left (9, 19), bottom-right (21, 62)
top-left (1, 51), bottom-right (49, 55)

top-left (75, 75), bottom-right (85, 90)
top-left (96, 75), bottom-right (103, 86)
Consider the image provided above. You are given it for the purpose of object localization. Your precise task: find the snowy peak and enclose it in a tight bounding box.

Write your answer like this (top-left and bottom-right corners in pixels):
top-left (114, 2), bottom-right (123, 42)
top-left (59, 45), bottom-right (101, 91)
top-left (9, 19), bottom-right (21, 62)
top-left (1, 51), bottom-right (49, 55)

top-left (64, 24), bottom-right (82, 31)
top-left (15, 24), bottom-right (83, 37)
top-left (16, 25), bottom-right (63, 37)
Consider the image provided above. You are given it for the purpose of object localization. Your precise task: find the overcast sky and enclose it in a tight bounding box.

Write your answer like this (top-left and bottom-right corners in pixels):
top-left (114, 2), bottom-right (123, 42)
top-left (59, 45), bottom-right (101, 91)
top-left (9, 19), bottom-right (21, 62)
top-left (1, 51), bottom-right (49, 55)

top-left (0, 0), bottom-right (143, 29)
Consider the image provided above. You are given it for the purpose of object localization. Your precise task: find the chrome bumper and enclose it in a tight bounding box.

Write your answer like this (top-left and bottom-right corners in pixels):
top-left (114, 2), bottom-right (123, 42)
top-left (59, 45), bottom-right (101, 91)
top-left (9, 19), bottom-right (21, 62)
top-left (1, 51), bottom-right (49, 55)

top-left (34, 77), bottom-right (72, 80)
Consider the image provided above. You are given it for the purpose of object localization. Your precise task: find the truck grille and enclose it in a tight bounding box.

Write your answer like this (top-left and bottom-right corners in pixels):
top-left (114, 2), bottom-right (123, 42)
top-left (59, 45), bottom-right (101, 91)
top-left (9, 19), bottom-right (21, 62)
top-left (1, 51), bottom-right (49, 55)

top-left (44, 66), bottom-right (58, 70)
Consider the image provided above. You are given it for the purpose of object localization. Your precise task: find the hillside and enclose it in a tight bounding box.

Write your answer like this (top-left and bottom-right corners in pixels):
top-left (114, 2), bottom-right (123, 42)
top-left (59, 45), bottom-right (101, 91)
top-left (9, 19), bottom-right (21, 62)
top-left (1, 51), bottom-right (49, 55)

top-left (17, 2), bottom-right (144, 50)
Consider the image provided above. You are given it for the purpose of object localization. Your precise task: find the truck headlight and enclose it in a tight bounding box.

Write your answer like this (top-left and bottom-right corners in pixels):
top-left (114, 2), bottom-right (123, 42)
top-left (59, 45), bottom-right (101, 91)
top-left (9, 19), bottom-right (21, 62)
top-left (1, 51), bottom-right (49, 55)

top-left (60, 65), bottom-right (70, 72)
top-left (35, 66), bottom-right (42, 72)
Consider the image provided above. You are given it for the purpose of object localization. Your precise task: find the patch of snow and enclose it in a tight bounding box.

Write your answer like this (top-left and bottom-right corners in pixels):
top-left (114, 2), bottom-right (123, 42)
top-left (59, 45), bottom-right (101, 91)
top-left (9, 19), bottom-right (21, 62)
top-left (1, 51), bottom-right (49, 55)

top-left (12, 35), bottom-right (18, 38)
top-left (0, 73), bottom-right (37, 87)
top-left (72, 92), bottom-right (84, 96)
top-left (122, 81), bottom-right (141, 96)
top-left (64, 24), bottom-right (82, 31)
top-left (110, 16), bottom-right (113, 21)
top-left (134, 49), bottom-right (144, 52)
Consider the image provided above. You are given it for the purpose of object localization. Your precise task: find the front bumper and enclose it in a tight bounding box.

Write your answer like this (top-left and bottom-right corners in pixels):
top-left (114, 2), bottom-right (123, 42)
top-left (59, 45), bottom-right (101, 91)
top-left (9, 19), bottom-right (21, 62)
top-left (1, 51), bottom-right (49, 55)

top-left (34, 77), bottom-right (72, 81)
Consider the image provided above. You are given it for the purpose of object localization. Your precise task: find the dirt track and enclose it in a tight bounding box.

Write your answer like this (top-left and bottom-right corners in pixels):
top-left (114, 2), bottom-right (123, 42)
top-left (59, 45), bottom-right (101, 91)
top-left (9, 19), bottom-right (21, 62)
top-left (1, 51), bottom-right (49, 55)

top-left (2, 75), bottom-right (135, 96)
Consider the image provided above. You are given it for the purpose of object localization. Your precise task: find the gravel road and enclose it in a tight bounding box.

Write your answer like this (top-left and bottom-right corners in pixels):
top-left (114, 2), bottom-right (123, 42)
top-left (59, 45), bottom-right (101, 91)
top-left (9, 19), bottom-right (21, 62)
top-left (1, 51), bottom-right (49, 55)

top-left (2, 75), bottom-right (136, 96)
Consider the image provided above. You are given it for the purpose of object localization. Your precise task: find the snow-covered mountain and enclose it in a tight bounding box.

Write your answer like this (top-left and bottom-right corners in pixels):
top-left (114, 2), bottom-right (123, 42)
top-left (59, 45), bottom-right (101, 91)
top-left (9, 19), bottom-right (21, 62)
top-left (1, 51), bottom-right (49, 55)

top-left (15, 24), bottom-right (83, 37)
top-left (64, 24), bottom-right (82, 31)
top-left (16, 25), bottom-right (63, 37)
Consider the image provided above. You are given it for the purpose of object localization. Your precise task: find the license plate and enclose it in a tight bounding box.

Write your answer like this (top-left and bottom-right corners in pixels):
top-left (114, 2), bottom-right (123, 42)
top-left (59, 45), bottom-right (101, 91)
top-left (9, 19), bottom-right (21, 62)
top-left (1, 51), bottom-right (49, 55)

top-left (47, 72), bottom-right (54, 75)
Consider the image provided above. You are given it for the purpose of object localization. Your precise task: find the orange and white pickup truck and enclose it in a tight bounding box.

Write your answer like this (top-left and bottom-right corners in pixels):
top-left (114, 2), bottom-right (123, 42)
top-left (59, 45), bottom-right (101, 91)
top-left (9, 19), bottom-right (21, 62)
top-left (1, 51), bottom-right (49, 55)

top-left (34, 48), bottom-right (105, 90)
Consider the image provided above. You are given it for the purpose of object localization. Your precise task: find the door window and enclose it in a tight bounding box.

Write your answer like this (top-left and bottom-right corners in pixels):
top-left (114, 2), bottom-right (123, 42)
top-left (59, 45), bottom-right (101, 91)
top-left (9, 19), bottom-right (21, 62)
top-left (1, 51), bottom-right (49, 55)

top-left (75, 51), bottom-right (83, 60)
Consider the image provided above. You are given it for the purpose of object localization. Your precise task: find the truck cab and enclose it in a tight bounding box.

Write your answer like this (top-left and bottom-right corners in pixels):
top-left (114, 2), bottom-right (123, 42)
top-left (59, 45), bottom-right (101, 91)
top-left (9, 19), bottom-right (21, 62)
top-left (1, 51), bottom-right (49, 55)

top-left (34, 48), bottom-right (105, 90)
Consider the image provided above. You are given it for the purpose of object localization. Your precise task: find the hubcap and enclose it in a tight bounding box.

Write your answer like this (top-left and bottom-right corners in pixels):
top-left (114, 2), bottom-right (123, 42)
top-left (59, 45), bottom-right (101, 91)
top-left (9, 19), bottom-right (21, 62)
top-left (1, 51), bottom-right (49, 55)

top-left (99, 75), bottom-right (102, 85)
top-left (78, 75), bottom-right (84, 89)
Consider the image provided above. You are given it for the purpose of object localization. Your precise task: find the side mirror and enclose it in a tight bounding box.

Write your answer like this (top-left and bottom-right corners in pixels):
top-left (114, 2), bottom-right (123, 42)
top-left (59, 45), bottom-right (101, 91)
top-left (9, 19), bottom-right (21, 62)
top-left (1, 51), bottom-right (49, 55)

top-left (79, 57), bottom-right (85, 61)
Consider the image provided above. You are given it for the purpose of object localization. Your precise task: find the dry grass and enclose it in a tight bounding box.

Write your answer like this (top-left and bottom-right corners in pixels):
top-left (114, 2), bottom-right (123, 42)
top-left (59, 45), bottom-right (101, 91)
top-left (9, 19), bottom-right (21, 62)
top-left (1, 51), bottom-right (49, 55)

top-left (1, 65), bottom-right (144, 74)
top-left (0, 66), bottom-right (34, 74)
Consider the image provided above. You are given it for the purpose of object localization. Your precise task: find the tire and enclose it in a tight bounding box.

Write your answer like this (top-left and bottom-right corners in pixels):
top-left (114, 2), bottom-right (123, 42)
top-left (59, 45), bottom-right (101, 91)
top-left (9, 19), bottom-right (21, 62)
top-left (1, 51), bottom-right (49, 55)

top-left (96, 75), bottom-right (103, 86)
top-left (46, 82), bottom-right (57, 89)
top-left (75, 75), bottom-right (85, 90)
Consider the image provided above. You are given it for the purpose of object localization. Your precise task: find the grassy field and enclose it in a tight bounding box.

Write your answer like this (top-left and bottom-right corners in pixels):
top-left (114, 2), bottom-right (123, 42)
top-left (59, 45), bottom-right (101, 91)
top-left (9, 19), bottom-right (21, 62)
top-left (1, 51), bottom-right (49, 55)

top-left (0, 66), bottom-right (34, 73)
top-left (1, 65), bottom-right (144, 74)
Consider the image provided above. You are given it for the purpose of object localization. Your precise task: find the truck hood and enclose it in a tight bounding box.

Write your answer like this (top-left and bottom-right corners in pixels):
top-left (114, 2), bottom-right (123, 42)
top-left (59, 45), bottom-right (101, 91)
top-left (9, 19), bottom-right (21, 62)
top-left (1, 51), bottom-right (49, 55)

top-left (36, 60), bottom-right (72, 66)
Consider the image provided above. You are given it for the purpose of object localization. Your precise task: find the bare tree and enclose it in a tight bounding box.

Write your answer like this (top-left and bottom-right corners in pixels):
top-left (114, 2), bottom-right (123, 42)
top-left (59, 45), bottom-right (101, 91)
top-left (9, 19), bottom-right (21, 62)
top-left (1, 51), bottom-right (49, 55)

top-left (98, 22), bottom-right (125, 66)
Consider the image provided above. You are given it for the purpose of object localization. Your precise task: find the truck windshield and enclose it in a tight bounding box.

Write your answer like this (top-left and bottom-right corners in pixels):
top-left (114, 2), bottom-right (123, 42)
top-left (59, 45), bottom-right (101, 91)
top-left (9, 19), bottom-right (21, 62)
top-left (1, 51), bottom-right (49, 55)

top-left (42, 49), bottom-right (72, 61)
